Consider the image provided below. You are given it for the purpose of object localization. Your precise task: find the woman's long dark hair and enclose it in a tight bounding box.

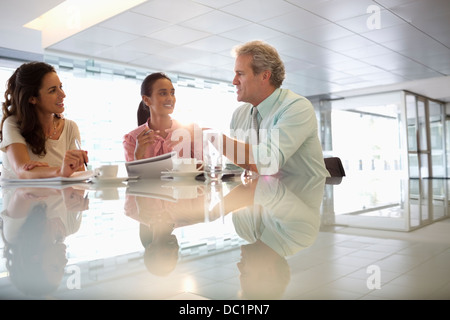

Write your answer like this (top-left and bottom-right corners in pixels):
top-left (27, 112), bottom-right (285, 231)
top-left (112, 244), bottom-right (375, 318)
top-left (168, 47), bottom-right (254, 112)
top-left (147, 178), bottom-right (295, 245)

top-left (1, 61), bottom-right (61, 156)
top-left (137, 72), bottom-right (172, 126)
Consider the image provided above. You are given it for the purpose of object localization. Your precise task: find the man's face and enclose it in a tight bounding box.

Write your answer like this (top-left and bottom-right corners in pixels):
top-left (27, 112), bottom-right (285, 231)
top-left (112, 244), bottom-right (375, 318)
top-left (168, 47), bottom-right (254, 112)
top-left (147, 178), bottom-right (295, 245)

top-left (232, 54), bottom-right (264, 106)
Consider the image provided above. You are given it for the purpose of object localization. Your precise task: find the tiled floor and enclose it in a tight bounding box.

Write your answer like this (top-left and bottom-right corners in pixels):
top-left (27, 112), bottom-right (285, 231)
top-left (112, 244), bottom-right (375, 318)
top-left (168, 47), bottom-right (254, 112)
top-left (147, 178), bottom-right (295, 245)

top-left (287, 222), bottom-right (450, 300)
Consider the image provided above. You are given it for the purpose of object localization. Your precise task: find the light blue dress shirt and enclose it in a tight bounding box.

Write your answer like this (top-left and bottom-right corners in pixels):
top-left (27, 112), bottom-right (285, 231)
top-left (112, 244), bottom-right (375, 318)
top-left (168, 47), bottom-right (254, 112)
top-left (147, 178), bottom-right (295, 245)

top-left (230, 88), bottom-right (330, 177)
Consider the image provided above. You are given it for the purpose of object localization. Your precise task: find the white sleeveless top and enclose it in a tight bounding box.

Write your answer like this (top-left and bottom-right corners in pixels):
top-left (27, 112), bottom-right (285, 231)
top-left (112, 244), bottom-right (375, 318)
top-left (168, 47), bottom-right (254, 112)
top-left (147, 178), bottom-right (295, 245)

top-left (0, 115), bottom-right (81, 179)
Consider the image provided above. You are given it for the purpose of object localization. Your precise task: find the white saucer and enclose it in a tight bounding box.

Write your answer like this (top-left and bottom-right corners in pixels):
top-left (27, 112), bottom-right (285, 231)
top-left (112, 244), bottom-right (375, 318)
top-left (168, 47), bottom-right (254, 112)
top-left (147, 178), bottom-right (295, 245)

top-left (90, 176), bottom-right (130, 184)
top-left (161, 170), bottom-right (203, 179)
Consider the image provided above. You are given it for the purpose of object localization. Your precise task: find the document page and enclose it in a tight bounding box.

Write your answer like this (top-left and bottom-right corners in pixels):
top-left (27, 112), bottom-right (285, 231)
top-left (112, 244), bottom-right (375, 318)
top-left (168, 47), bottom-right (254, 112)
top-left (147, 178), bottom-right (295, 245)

top-left (125, 151), bottom-right (176, 179)
top-left (0, 170), bottom-right (95, 185)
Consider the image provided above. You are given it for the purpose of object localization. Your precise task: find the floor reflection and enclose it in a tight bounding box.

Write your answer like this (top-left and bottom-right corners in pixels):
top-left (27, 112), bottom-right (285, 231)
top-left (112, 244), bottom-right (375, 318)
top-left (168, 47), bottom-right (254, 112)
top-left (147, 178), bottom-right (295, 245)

top-left (321, 173), bottom-right (449, 231)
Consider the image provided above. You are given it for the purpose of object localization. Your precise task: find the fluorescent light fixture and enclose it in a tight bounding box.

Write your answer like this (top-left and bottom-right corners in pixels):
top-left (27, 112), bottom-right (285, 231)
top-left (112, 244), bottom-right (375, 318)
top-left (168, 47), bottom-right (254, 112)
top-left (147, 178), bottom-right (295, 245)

top-left (24, 0), bottom-right (147, 48)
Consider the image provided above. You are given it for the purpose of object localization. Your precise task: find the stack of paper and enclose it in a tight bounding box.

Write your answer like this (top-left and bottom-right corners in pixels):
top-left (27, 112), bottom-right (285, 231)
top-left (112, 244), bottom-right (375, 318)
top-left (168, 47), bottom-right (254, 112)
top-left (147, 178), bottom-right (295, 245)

top-left (125, 151), bottom-right (176, 179)
top-left (0, 170), bottom-right (96, 185)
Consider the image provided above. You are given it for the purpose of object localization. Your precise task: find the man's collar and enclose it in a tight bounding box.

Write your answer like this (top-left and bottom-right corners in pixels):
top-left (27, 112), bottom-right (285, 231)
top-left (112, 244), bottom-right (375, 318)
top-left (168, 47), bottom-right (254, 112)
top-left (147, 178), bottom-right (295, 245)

top-left (254, 88), bottom-right (281, 119)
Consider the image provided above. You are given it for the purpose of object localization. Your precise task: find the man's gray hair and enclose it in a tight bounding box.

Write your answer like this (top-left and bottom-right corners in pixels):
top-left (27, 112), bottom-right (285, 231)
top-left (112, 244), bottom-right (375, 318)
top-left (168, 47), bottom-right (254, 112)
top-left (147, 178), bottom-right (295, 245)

top-left (232, 40), bottom-right (285, 88)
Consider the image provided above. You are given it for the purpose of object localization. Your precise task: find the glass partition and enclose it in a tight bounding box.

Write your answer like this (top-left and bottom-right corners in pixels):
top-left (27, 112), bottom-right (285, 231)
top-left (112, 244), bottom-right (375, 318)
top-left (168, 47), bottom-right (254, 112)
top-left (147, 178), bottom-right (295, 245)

top-left (405, 92), bottom-right (447, 178)
top-left (322, 91), bottom-right (447, 179)
top-left (326, 91), bottom-right (406, 177)
top-left (429, 100), bottom-right (446, 177)
top-left (445, 104), bottom-right (450, 177)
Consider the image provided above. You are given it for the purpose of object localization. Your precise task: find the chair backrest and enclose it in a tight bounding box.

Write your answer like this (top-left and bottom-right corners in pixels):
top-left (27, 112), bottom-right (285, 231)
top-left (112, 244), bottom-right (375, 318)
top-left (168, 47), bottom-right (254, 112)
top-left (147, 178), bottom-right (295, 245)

top-left (324, 157), bottom-right (346, 177)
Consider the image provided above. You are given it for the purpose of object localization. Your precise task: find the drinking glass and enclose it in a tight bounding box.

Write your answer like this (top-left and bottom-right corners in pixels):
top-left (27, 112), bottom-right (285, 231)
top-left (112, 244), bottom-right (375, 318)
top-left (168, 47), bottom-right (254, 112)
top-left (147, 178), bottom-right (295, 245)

top-left (203, 129), bottom-right (223, 181)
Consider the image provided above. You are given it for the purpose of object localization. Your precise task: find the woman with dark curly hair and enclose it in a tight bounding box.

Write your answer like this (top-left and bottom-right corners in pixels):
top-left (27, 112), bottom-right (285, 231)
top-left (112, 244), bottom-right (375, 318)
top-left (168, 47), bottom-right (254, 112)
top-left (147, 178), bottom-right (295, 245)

top-left (0, 61), bottom-right (88, 179)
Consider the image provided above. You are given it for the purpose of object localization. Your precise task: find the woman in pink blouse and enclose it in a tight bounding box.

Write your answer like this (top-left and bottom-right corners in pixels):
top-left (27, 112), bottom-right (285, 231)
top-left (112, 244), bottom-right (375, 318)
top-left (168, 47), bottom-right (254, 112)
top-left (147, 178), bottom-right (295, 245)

top-left (123, 72), bottom-right (202, 162)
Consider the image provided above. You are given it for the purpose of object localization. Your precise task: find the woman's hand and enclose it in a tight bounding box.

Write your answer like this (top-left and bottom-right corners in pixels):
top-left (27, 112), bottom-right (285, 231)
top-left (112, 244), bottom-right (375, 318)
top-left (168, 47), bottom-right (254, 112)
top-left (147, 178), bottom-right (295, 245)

top-left (59, 150), bottom-right (89, 177)
top-left (134, 127), bottom-right (159, 160)
top-left (22, 160), bottom-right (49, 171)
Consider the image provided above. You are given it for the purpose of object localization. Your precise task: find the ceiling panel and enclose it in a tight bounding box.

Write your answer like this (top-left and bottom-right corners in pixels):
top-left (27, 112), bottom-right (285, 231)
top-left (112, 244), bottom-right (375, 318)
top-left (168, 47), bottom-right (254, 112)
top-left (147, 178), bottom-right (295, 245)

top-left (133, 0), bottom-right (213, 23)
top-left (113, 37), bottom-right (174, 55)
top-left (335, 10), bottom-right (405, 34)
top-left (74, 26), bottom-right (140, 47)
top-left (261, 9), bottom-right (329, 33)
top-left (339, 43), bottom-right (394, 59)
top-left (99, 12), bottom-right (170, 37)
top-left (95, 47), bottom-right (150, 64)
top-left (220, 24), bottom-right (285, 43)
top-left (221, 0), bottom-right (300, 22)
top-left (294, 23), bottom-right (355, 43)
top-left (149, 25), bottom-right (211, 46)
top-left (50, 39), bottom-right (110, 57)
top-left (180, 10), bottom-right (250, 34)
top-left (1, 0), bottom-right (449, 101)
top-left (387, 0), bottom-right (450, 21)
top-left (184, 35), bottom-right (240, 53)
top-left (286, 0), bottom-right (378, 21)
top-left (192, 0), bottom-right (241, 9)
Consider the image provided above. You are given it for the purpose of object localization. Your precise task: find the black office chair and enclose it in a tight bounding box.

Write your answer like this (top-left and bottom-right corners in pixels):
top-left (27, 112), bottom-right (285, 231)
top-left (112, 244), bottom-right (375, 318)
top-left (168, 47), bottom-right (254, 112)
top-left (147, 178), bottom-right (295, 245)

top-left (324, 157), bottom-right (346, 184)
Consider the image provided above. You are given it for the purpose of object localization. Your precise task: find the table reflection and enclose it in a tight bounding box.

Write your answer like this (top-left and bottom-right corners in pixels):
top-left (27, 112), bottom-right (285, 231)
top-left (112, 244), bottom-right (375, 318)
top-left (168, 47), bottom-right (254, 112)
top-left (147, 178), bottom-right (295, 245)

top-left (232, 175), bottom-right (325, 299)
top-left (124, 179), bottom-right (215, 277)
top-left (0, 174), bottom-right (325, 299)
top-left (0, 186), bottom-right (89, 297)
top-left (124, 175), bottom-right (325, 299)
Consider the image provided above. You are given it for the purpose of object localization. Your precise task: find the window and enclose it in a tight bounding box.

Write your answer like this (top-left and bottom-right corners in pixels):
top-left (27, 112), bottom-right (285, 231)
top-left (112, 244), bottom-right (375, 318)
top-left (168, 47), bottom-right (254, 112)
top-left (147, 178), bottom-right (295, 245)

top-left (0, 57), bottom-right (240, 167)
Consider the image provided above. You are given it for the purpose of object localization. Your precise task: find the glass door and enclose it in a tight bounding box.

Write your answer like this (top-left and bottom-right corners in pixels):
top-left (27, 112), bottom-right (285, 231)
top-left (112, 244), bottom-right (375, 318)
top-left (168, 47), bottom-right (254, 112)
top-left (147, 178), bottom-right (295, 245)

top-left (429, 100), bottom-right (446, 177)
top-left (417, 97), bottom-right (431, 178)
top-left (445, 112), bottom-right (450, 177)
top-left (406, 94), bottom-right (420, 178)
top-left (404, 92), bottom-right (447, 178)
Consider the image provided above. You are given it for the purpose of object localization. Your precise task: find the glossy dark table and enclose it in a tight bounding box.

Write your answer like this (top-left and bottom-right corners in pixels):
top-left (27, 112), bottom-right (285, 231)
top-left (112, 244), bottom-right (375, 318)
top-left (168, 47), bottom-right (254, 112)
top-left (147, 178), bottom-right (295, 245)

top-left (0, 172), bottom-right (448, 301)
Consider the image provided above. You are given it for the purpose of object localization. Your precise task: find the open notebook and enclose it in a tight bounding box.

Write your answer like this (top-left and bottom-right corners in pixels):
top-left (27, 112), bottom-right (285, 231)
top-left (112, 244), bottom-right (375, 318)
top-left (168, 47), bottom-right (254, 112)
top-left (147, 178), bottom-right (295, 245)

top-left (0, 170), bottom-right (95, 185)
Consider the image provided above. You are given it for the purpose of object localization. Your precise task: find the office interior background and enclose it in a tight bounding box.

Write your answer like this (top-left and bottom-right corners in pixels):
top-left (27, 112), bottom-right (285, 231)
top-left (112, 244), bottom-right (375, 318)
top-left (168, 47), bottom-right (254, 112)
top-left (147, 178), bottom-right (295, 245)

top-left (1, 0), bottom-right (449, 180)
top-left (0, 0), bottom-right (450, 300)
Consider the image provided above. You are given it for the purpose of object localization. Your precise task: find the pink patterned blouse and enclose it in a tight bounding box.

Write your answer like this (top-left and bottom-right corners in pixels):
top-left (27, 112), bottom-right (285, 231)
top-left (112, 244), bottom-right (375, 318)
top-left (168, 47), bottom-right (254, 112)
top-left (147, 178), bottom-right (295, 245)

top-left (123, 119), bottom-right (203, 162)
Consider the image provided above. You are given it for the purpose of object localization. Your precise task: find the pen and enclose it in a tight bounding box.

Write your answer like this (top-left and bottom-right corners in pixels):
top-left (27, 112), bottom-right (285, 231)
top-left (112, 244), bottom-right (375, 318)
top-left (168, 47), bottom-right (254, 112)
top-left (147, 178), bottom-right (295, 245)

top-left (75, 139), bottom-right (88, 169)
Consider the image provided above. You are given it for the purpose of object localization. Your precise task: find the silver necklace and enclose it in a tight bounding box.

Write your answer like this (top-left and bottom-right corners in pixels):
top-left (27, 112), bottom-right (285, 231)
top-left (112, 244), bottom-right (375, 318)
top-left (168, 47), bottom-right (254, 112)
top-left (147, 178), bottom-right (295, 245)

top-left (47, 118), bottom-right (57, 139)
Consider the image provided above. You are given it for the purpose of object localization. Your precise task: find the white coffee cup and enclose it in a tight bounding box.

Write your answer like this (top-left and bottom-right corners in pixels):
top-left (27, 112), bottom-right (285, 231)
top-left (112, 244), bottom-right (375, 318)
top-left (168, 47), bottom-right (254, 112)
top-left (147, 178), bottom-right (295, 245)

top-left (172, 157), bottom-right (203, 172)
top-left (96, 164), bottom-right (119, 178)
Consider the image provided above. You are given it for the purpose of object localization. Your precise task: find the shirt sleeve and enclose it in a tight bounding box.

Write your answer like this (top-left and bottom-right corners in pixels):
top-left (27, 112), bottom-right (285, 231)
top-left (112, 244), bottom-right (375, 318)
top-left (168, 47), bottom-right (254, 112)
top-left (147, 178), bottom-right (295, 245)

top-left (65, 119), bottom-right (81, 150)
top-left (123, 133), bottom-right (137, 162)
top-left (0, 116), bottom-right (26, 152)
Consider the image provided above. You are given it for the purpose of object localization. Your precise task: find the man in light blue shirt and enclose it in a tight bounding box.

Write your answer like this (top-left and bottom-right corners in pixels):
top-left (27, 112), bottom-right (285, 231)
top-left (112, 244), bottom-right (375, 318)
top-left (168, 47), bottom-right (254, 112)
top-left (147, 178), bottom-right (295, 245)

top-left (223, 40), bottom-right (329, 177)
